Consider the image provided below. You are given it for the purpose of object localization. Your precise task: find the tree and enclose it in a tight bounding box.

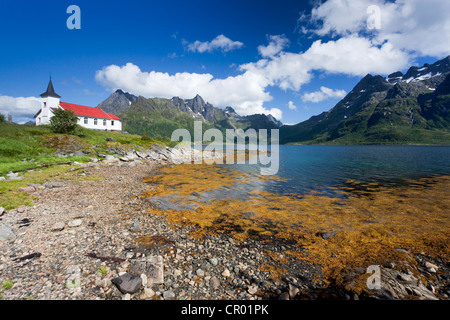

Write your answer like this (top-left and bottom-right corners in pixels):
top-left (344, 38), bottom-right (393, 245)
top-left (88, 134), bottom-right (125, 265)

top-left (50, 108), bottom-right (79, 134)
top-left (0, 113), bottom-right (5, 123)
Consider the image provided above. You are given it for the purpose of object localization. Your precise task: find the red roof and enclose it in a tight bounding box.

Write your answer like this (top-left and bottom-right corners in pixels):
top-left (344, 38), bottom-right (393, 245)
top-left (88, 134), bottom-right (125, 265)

top-left (60, 102), bottom-right (122, 121)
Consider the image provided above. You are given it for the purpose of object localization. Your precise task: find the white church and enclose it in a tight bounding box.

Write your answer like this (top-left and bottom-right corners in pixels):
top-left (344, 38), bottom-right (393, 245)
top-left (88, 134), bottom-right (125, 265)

top-left (34, 79), bottom-right (122, 131)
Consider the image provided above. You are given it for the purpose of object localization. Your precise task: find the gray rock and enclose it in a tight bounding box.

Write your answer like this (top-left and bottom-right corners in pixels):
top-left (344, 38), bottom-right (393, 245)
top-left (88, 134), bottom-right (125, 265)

top-left (51, 222), bottom-right (65, 232)
top-left (248, 284), bottom-right (258, 295)
top-left (130, 255), bottom-right (164, 284)
top-left (95, 278), bottom-right (112, 288)
top-left (0, 224), bottom-right (16, 241)
top-left (209, 258), bottom-right (218, 266)
top-left (111, 273), bottom-right (142, 294)
top-left (17, 186), bottom-right (35, 193)
top-left (44, 181), bottom-right (63, 189)
top-left (106, 137), bottom-right (116, 142)
top-left (0, 207), bottom-right (5, 216)
top-left (68, 219), bottom-right (82, 228)
top-left (289, 283), bottom-right (299, 299)
top-left (129, 220), bottom-right (141, 233)
top-left (105, 155), bottom-right (116, 162)
top-left (135, 151), bottom-right (147, 159)
top-left (196, 268), bottom-right (205, 277)
top-left (278, 292), bottom-right (290, 300)
top-left (163, 290), bottom-right (175, 300)
top-left (209, 277), bottom-right (220, 289)
top-left (319, 232), bottom-right (336, 240)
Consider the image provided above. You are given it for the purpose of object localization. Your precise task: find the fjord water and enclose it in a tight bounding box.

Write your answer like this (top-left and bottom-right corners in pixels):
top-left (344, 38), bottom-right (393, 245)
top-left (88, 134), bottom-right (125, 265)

top-left (227, 145), bottom-right (450, 195)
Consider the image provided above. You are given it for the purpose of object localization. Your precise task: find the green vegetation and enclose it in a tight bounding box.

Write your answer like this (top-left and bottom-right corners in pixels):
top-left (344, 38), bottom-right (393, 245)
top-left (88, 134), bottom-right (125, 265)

top-left (281, 73), bottom-right (450, 145)
top-left (120, 97), bottom-right (219, 140)
top-left (98, 266), bottom-right (108, 275)
top-left (2, 281), bottom-right (13, 290)
top-left (0, 122), bottom-right (172, 210)
top-left (0, 113), bottom-right (5, 123)
top-left (50, 108), bottom-right (79, 134)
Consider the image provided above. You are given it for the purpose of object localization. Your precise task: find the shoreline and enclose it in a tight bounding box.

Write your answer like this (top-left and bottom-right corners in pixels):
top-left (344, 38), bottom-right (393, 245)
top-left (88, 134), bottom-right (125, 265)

top-left (0, 149), bottom-right (448, 300)
top-left (0, 155), bottom-right (320, 300)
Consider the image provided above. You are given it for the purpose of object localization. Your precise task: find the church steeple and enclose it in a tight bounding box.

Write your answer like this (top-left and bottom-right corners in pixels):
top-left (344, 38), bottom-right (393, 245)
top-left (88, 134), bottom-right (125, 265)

top-left (40, 77), bottom-right (61, 98)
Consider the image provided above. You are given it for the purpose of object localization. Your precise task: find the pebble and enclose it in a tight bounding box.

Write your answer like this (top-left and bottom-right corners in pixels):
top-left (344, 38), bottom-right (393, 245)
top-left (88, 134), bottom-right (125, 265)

top-left (51, 222), bottom-right (65, 232)
top-left (0, 151), bottom-right (445, 302)
top-left (196, 269), bottom-right (205, 277)
top-left (68, 219), bottom-right (82, 228)
top-left (222, 269), bottom-right (231, 278)
top-left (163, 290), bottom-right (175, 300)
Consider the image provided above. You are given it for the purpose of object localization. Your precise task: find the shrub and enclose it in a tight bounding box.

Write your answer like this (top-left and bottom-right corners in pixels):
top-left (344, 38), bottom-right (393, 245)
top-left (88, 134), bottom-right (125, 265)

top-left (0, 114), bottom-right (5, 123)
top-left (50, 108), bottom-right (79, 134)
top-left (141, 134), bottom-right (153, 141)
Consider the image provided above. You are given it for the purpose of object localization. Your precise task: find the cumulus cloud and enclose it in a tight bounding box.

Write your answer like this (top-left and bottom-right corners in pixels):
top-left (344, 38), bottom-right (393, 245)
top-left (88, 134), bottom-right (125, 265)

top-left (258, 35), bottom-right (290, 58)
top-left (0, 94), bottom-right (41, 123)
top-left (95, 63), bottom-right (281, 119)
top-left (96, 1), bottom-right (450, 121)
top-left (304, 0), bottom-right (450, 58)
top-left (96, 32), bottom-right (411, 121)
top-left (288, 101), bottom-right (297, 110)
top-left (302, 86), bottom-right (347, 103)
top-left (187, 34), bottom-right (244, 53)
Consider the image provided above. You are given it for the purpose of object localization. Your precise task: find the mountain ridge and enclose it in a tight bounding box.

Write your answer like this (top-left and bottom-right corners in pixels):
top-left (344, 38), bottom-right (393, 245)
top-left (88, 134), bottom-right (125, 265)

top-left (97, 91), bottom-right (282, 139)
top-left (281, 55), bottom-right (450, 145)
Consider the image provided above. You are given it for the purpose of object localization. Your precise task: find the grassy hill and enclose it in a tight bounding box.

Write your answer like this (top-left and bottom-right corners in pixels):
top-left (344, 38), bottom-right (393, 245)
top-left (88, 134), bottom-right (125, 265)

top-left (0, 122), bottom-right (173, 210)
top-left (0, 122), bottom-right (171, 175)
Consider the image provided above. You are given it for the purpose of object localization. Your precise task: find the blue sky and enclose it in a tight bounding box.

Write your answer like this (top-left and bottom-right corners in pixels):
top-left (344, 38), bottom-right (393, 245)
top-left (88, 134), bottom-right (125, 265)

top-left (1, 0), bottom-right (449, 124)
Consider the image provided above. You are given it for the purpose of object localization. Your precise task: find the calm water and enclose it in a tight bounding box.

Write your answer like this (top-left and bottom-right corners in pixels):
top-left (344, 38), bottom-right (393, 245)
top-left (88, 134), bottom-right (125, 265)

top-left (225, 145), bottom-right (450, 195)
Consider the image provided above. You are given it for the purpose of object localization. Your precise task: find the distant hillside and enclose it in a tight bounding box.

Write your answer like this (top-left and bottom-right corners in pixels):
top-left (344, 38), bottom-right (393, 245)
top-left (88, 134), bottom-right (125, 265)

top-left (97, 92), bottom-right (282, 140)
top-left (281, 56), bottom-right (450, 145)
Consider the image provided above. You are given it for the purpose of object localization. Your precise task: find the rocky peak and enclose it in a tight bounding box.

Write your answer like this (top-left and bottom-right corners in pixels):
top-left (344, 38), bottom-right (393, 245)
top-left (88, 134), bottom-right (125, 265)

top-left (398, 55), bottom-right (450, 84)
top-left (97, 89), bottom-right (138, 115)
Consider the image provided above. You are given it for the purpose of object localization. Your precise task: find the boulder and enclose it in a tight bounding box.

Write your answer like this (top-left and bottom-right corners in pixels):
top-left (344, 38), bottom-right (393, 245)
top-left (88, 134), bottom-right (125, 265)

top-left (44, 181), bottom-right (64, 189)
top-left (129, 255), bottom-right (164, 285)
top-left (18, 186), bottom-right (36, 193)
top-left (0, 225), bottom-right (16, 241)
top-left (111, 273), bottom-right (142, 294)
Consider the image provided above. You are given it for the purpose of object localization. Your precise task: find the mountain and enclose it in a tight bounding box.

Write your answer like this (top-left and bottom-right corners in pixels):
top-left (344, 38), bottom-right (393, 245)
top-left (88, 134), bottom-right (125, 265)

top-left (97, 89), bottom-right (138, 115)
top-left (281, 56), bottom-right (450, 145)
top-left (97, 91), bottom-right (282, 140)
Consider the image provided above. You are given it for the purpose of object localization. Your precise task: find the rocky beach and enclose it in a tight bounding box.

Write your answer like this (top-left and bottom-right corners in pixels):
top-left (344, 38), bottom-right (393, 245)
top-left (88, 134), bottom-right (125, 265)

top-left (0, 145), bottom-right (449, 300)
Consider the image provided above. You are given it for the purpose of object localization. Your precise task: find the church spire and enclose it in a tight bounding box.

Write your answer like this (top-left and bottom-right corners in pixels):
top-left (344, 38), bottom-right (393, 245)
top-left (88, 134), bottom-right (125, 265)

top-left (40, 77), bottom-right (61, 98)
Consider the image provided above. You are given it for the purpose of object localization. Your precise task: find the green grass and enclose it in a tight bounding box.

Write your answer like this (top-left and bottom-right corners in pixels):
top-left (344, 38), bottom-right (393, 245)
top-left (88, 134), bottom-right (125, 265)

top-left (98, 266), bottom-right (108, 275)
top-left (0, 123), bottom-right (170, 176)
top-left (0, 122), bottom-right (171, 210)
top-left (2, 281), bottom-right (13, 290)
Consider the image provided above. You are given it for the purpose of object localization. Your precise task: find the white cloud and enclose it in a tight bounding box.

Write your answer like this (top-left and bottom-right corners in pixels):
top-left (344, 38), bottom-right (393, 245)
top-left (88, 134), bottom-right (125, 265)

top-left (187, 34), bottom-right (244, 53)
top-left (258, 35), bottom-right (290, 58)
top-left (96, 1), bottom-right (450, 122)
top-left (288, 101), bottom-right (297, 110)
top-left (96, 32), bottom-right (411, 121)
top-left (305, 0), bottom-right (450, 58)
top-left (95, 63), bottom-right (282, 119)
top-left (0, 94), bottom-right (41, 123)
top-left (302, 86), bottom-right (347, 103)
